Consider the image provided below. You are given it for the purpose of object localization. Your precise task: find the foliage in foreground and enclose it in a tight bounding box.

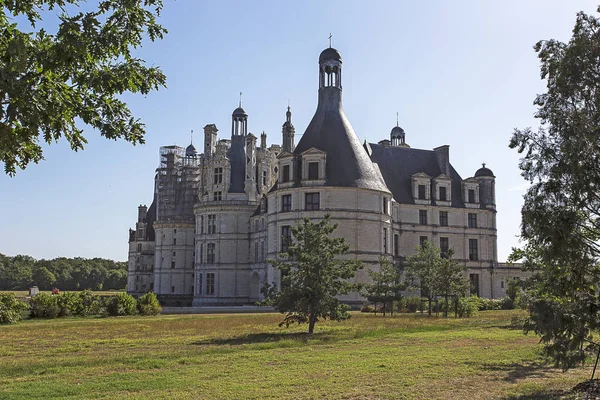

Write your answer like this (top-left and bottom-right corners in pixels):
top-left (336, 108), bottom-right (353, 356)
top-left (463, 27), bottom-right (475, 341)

top-left (262, 215), bottom-right (362, 333)
top-left (362, 256), bottom-right (404, 316)
top-left (137, 292), bottom-right (162, 315)
top-left (0, 0), bottom-right (167, 175)
top-left (0, 293), bottom-right (28, 324)
top-left (105, 292), bottom-right (137, 317)
top-left (509, 5), bottom-right (600, 369)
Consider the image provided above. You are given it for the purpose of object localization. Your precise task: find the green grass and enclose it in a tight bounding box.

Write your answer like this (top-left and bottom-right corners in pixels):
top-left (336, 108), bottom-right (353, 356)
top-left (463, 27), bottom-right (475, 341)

top-left (0, 311), bottom-right (592, 399)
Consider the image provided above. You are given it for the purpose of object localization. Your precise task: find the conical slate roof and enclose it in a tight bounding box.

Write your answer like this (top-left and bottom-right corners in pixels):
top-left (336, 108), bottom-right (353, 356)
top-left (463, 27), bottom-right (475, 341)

top-left (294, 87), bottom-right (389, 192)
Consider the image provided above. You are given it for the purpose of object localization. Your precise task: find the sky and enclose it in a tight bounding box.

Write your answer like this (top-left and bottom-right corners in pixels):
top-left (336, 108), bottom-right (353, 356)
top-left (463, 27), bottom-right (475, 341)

top-left (0, 0), bottom-right (597, 262)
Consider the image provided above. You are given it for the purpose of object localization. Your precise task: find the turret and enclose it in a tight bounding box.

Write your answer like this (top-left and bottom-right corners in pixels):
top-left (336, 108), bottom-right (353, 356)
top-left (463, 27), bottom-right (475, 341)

top-left (475, 163), bottom-right (496, 210)
top-left (282, 106), bottom-right (295, 153)
top-left (203, 124), bottom-right (218, 158)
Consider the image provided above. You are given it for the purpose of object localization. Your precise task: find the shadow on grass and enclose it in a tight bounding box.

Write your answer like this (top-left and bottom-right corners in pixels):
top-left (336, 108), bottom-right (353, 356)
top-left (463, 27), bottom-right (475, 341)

top-left (469, 361), bottom-right (554, 383)
top-left (501, 390), bottom-right (570, 400)
top-left (191, 331), bottom-right (335, 346)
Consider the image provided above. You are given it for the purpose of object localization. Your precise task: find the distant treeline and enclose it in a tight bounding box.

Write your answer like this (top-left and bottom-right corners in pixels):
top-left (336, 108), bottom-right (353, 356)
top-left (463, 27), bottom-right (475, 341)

top-left (0, 253), bottom-right (127, 291)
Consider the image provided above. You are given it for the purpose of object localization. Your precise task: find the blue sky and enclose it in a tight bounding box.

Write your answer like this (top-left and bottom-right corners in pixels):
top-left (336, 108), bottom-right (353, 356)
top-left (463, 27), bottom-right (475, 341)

top-left (0, 0), bottom-right (597, 261)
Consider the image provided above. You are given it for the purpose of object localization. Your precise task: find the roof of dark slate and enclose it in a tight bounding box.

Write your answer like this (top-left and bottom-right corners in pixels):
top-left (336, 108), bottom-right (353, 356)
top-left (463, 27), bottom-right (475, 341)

top-left (475, 166), bottom-right (495, 177)
top-left (319, 47), bottom-right (342, 63)
top-left (293, 90), bottom-right (389, 192)
top-left (145, 196), bottom-right (156, 241)
top-left (232, 107), bottom-right (247, 117)
top-left (228, 135), bottom-right (246, 193)
top-left (368, 143), bottom-right (465, 207)
top-left (185, 143), bottom-right (197, 156)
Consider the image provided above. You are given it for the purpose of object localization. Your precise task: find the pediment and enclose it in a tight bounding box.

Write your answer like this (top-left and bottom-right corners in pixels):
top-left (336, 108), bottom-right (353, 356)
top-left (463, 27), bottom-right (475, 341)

top-left (434, 174), bottom-right (451, 181)
top-left (277, 151), bottom-right (294, 160)
top-left (463, 177), bottom-right (479, 183)
top-left (300, 147), bottom-right (327, 156)
top-left (412, 172), bottom-right (431, 179)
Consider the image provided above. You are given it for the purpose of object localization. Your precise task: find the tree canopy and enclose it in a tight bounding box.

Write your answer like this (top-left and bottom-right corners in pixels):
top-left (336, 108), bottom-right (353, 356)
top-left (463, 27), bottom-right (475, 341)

top-left (362, 256), bottom-right (404, 316)
top-left (0, 252), bottom-right (127, 290)
top-left (0, 0), bottom-right (167, 175)
top-left (262, 215), bottom-right (362, 334)
top-left (509, 6), bottom-right (600, 369)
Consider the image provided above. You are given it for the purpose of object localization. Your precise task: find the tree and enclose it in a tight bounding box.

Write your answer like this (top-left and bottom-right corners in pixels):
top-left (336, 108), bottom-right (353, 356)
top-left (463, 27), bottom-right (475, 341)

top-left (405, 241), bottom-right (440, 316)
top-left (362, 256), bottom-right (404, 317)
top-left (0, 0), bottom-right (167, 175)
top-left (433, 249), bottom-right (468, 317)
top-left (509, 6), bottom-right (600, 369)
top-left (262, 215), bottom-right (362, 334)
top-left (33, 266), bottom-right (56, 289)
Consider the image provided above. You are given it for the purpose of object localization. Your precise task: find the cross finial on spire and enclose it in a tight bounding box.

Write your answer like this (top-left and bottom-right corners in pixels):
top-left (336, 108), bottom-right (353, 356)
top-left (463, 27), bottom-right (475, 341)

top-left (482, 162), bottom-right (486, 168)
top-left (329, 33), bottom-right (332, 48)
top-left (190, 129), bottom-right (193, 145)
top-left (239, 92), bottom-right (242, 107)
top-left (396, 112), bottom-right (399, 127)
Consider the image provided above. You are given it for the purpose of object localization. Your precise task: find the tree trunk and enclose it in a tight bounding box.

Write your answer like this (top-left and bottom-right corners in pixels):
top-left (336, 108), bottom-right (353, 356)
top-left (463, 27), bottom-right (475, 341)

top-left (428, 296), bottom-right (432, 316)
top-left (444, 295), bottom-right (449, 318)
top-left (308, 314), bottom-right (316, 334)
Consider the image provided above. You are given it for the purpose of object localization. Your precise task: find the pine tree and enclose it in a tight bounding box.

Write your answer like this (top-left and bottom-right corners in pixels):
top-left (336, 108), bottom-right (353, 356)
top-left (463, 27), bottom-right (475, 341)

top-left (262, 215), bottom-right (362, 334)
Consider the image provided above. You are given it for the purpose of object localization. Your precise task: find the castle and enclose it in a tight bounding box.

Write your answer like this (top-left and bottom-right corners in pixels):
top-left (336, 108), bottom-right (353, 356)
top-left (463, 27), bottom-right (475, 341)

top-left (127, 46), bottom-right (523, 306)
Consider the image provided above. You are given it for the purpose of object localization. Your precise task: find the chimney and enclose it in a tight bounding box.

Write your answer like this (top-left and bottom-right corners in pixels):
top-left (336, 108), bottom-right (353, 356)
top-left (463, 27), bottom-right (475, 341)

top-left (434, 145), bottom-right (451, 177)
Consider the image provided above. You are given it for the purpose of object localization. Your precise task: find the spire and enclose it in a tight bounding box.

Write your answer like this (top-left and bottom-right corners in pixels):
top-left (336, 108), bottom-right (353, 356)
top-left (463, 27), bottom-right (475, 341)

top-left (396, 112), bottom-right (399, 127)
top-left (239, 91), bottom-right (242, 107)
top-left (282, 104), bottom-right (295, 153)
top-left (329, 33), bottom-right (332, 48)
top-left (190, 129), bottom-right (193, 145)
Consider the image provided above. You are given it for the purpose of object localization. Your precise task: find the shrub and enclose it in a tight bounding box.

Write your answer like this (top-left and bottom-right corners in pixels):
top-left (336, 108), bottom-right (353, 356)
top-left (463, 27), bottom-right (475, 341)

top-left (0, 293), bottom-right (28, 324)
top-left (75, 290), bottom-right (102, 316)
top-left (137, 292), bottom-right (162, 316)
top-left (105, 292), bottom-right (137, 316)
top-left (30, 293), bottom-right (60, 318)
top-left (360, 304), bottom-right (373, 313)
top-left (405, 296), bottom-right (421, 313)
top-left (456, 297), bottom-right (479, 318)
top-left (56, 292), bottom-right (81, 317)
top-left (499, 297), bottom-right (515, 310)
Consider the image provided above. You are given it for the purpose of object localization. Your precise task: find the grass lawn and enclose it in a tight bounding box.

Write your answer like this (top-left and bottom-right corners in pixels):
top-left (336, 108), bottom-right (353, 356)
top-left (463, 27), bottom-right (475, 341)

top-left (0, 310), bottom-right (592, 399)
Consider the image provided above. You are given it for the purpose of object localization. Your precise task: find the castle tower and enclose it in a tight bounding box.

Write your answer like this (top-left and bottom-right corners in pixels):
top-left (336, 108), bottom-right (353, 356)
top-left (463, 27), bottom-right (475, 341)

top-left (245, 133), bottom-right (257, 198)
top-left (203, 124), bottom-right (218, 158)
top-left (228, 99), bottom-right (249, 193)
top-left (475, 163), bottom-right (496, 210)
top-left (282, 106), bottom-right (295, 153)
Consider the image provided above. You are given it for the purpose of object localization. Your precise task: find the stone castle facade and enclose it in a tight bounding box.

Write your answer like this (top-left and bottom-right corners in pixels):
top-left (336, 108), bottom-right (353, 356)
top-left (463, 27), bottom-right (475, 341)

top-left (127, 46), bottom-right (523, 306)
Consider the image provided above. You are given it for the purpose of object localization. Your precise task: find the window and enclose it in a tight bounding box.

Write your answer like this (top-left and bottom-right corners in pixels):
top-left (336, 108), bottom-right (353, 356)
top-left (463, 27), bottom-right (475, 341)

top-left (173, 238), bottom-right (177, 245)
top-left (262, 170), bottom-right (267, 186)
top-left (305, 192), bottom-right (320, 210)
top-left (394, 234), bottom-right (399, 257)
top-left (171, 261), bottom-right (175, 269)
top-left (383, 228), bottom-right (388, 254)
top-left (383, 197), bottom-right (388, 214)
top-left (439, 186), bottom-right (447, 201)
top-left (206, 273), bottom-right (215, 295)
top-left (281, 194), bottom-right (292, 212)
top-left (469, 273), bottom-right (480, 296)
top-left (208, 215), bottom-right (216, 234)
top-left (199, 244), bottom-right (203, 264)
top-left (419, 210), bottom-right (427, 225)
top-left (468, 189), bottom-right (475, 203)
top-left (439, 211), bottom-right (448, 227)
top-left (198, 274), bottom-right (202, 294)
top-left (418, 184), bottom-right (426, 200)
top-left (281, 225), bottom-right (291, 253)
top-left (200, 215), bottom-right (204, 234)
top-left (308, 162), bottom-right (319, 180)
top-left (213, 191), bottom-right (222, 201)
top-left (261, 241), bottom-right (265, 261)
top-left (469, 239), bottom-right (478, 261)
top-left (191, 285), bottom-right (194, 294)
top-left (440, 237), bottom-right (449, 256)
top-left (214, 167), bottom-right (223, 184)
top-left (468, 213), bottom-right (478, 228)
top-left (171, 286), bottom-right (175, 293)
top-left (207, 243), bottom-right (216, 263)
top-left (282, 165), bottom-right (290, 183)
top-left (172, 251), bottom-right (176, 257)
top-left (137, 243), bottom-right (142, 252)
top-left (500, 280), bottom-right (505, 289)
top-left (255, 241), bottom-right (259, 263)
top-left (420, 236), bottom-right (428, 247)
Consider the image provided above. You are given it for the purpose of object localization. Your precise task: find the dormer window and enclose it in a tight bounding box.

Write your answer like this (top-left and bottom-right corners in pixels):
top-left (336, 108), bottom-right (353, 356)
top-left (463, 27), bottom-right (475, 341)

top-left (418, 185), bottom-right (426, 200)
top-left (439, 186), bottom-right (447, 202)
top-left (468, 189), bottom-right (475, 203)
top-left (308, 162), bottom-right (319, 180)
top-left (282, 165), bottom-right (290, 183)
